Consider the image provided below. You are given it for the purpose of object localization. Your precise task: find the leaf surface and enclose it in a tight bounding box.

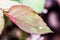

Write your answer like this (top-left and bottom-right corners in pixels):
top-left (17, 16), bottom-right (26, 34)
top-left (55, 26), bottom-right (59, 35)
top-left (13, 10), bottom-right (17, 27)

top-left (11, 0), bottom-right (45, 13)
top-left (6, 5), bottom-right (53, 34)
top-left (0, 9), bottom-right (4, 34)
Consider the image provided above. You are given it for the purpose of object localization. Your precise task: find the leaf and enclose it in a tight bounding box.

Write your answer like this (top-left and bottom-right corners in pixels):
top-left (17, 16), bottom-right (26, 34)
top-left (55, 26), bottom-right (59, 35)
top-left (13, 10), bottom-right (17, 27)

top-left (5, 5), bottom-right (53, 34)
top-left (0, 9), bottom-right (4, 34)
top-left (15, 0), bottom-right (45, 13)
top-left (11, 0), bottom-right (20, 2)
top-left (0, 0), bottom-right (20, 10)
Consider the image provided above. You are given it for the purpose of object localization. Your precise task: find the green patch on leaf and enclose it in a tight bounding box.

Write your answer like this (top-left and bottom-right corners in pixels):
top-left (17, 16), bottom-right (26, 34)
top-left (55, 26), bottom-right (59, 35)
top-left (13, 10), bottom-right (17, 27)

top-left (11, 0), bottom-right (20, 2)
